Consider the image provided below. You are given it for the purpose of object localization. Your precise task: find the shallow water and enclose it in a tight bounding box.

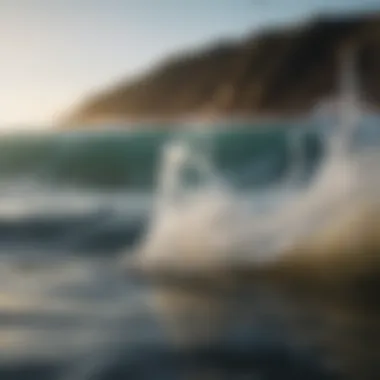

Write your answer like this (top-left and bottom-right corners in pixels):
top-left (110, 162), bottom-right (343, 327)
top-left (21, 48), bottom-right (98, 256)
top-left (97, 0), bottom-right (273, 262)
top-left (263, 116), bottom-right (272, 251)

top-left (0, 121), bottom-right (378, 379)
top-left (1, 253), bottom-right (379, 379)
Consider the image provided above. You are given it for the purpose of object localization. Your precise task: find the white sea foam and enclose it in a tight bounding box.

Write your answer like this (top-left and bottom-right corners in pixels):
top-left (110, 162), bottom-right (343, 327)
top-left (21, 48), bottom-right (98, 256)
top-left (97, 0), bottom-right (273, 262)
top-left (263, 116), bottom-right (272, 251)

top-left (127, 47), bottom-right (379, 274)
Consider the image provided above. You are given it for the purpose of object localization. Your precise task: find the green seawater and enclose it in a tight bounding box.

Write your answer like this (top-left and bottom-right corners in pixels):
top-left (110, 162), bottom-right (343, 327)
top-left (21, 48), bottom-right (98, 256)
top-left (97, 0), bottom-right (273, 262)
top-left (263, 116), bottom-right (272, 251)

top-left (0, 122), bottom-right (323, 190)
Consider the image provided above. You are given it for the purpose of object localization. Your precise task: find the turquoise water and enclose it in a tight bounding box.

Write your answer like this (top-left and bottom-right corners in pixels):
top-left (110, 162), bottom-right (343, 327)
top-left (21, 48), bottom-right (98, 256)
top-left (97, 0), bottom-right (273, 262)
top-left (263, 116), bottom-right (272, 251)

top-left (0, 120), bottom-right (378, 379)
top-left (0, 124), bottom-right (323, 190)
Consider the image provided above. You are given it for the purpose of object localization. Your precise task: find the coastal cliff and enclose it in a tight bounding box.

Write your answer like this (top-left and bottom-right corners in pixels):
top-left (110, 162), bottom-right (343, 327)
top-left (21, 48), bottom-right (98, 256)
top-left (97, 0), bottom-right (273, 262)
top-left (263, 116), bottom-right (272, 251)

top-left (66, 12), bottom-right (380, 126)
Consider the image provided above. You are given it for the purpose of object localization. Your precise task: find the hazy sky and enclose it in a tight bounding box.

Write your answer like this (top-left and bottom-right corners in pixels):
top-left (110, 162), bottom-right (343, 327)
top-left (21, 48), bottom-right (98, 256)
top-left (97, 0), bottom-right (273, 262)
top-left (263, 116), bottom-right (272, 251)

top-left (0, 0), bottom-right (378, 126)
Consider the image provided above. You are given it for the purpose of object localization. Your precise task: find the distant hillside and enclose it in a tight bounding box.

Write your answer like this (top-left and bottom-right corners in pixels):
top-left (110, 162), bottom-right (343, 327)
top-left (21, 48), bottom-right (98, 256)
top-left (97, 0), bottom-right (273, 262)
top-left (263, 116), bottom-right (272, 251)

top-left (66, 12), bottom-right (380, 126)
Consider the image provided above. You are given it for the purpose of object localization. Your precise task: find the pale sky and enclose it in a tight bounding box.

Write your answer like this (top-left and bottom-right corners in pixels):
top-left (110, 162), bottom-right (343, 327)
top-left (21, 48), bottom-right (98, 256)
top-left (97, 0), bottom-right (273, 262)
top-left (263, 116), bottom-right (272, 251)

top-left (0, 0), bottom-right (378, 127)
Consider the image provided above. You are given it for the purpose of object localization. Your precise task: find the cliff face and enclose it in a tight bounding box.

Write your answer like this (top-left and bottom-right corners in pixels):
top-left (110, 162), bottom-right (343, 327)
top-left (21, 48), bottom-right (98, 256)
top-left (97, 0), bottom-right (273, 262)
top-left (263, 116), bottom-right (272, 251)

top-left (67, 13), bottom-right (380, 125)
